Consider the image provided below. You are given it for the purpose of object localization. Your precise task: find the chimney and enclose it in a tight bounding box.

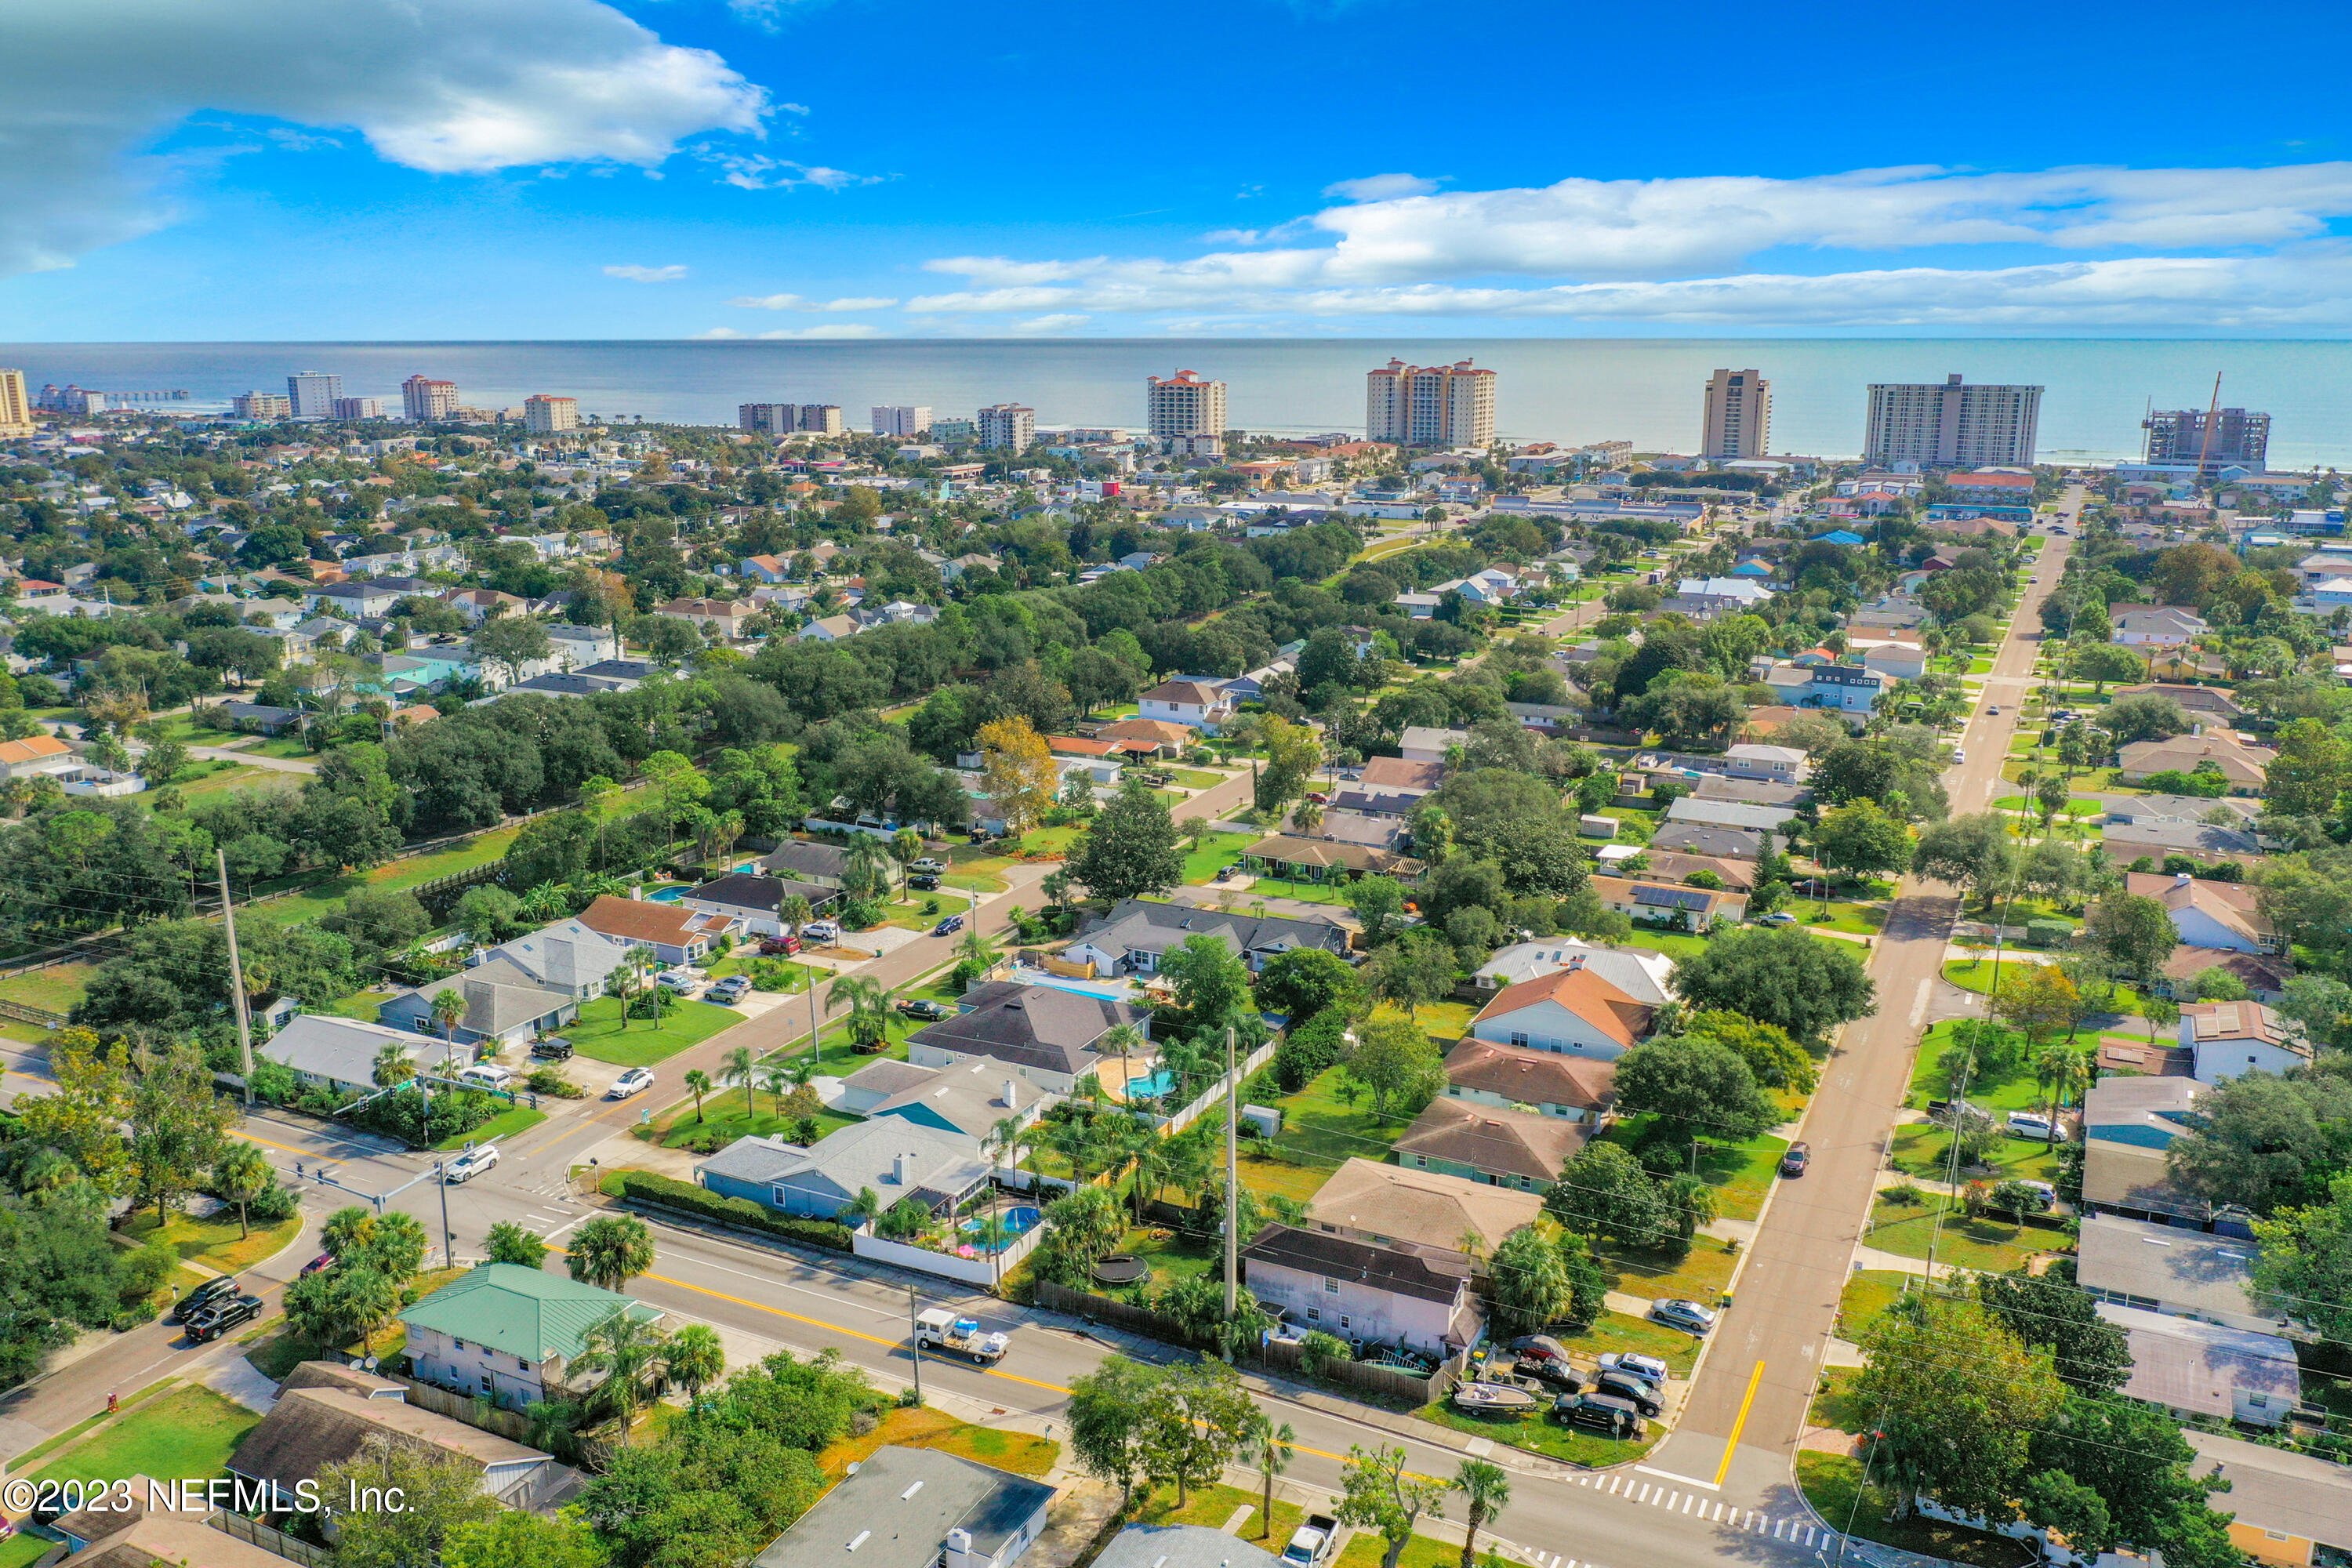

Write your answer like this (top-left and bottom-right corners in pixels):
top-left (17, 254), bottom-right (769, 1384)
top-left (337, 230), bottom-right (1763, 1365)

top-left (2174, 871), bottom-right (2193, 887)
top-left (543, 935), bottom-right (579, 993)
top-left (1567, 953), bottom-right (1584, 971)
top-left (892, 1152), bottom-right (909, 1184)
top-left (1002, 1079), bottom-right (1019, 1110)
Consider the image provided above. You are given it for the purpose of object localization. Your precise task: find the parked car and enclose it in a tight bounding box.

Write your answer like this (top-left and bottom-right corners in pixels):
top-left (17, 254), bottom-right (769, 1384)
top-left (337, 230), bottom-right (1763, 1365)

top-left (1951, 748), bottom-right (1967, 764)
top-left (898, 999), bottom-right (951, 1022)
top-left (2007, 1111), bottom-right (2060, 1141)
top-left (655, 969), bottom-right (703, 994)
top-left (909, 875), bottom-right (940, 891)
top-left (760, 935), bottom-right (802, 956)
top-left (457, 1064), bottom-right (514, 1091)
top-left (1506, 1334), bottom-right (1569, 1363)
top-left (530, 1036), bottom-right (574, 1061)
top-left (1595, 1371), bottom-right (1664, 1417)
top-left (1780, 1141), bottom-right (1810, 1176)
top-left (1552, 1392), bottom-right (1646, 1439)
top-left (186, 1292), bottom-right (265, 1343)
top-left (932, 915), bottom-right (965, 937)
top-left (444, 1145), bottom-right (499, 1183)
top-left (610, 1067), bottom-right (655, 1099)
top-left (1598, 1352), bottom-right (1671, 1386)
top-left (800, 920), bottom-right (840, 944)
top-left (1650, 1298), bottom-right (1716, 1336)
top-left (1515, 1359), bottom-right (1585, 1392)
top-left (1759, 911), bottom-right (1798, 926)
top-left (708, 976), bottom-right (752, 1004)
top-left (173, 1275), bottom-right (243, 1323)
top-left (909, 858), bottom-right (945, 873)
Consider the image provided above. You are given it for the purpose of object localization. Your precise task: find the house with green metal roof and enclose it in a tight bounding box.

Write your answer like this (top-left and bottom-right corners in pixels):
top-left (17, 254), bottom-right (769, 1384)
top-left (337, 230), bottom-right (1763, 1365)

top-left (400, 1263), bottom-right (660, 1411)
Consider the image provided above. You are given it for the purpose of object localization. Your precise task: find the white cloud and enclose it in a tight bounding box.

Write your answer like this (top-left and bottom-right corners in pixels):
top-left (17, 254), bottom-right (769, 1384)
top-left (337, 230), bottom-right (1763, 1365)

top-left (904, 162), bottom-right (2352, 328)
top-left (706, 154), bottom-right (883, 191)
top-left (755, 323), bottom-right (880, 339)
top-left (1323, 172), bottom-right (1439, 202)
top-left (728, 292), bottom-right (898, 311)
top-left (1006, 314), bottom-right (1091, 334)
top-left (819, 295), bottom-right (897, 310)
top-left (0, 0), bottom-right (771, 278)
top-left (604, 263), bottom-right (688, 281)
top-left (691, 326), bottom-right (745, 338)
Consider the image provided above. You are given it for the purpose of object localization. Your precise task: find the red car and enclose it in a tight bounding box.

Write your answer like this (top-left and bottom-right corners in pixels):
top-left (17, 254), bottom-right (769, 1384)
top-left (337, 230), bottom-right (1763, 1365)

top-left (299, 1253), bottom-right (334, 1277)
top-left (759, 935), bottom-right (802, 956)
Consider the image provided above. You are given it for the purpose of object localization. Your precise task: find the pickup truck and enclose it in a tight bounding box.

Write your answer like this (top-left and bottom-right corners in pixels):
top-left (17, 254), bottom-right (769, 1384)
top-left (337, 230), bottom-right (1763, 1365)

top-left (1281, 1513), bottom-right (1339, 1566)
top-left (914, 1307), bottom-right (1009, 1365)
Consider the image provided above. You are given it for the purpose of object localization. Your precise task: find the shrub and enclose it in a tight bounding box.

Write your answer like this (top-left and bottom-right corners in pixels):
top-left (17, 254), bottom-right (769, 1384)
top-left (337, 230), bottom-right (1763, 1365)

top-left (245, 1184), bottom-right (300, 1224)
top-left (1271, 1006), bottom-right (1351, 1092)
top-left (1882, 1182), bottom-right (1927, 1207)
top-left (528, 1067), bottom-right (587, 1098)
top-left (614, 1170), bottom-right (853, 1252)
top-left (2024, 919), bottom-right (2073, 949)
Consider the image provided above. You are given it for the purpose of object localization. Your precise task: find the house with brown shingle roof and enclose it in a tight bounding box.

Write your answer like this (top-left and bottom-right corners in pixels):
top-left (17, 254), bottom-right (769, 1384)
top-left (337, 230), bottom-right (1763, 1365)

top-left (1442, 1038), bottom-right (1616, 1123)
top-left (1240, 1222), bottom-right (1483, 1355)
top-left (228, 1376), bottom-right (563, 1510)
top-left (2181, 1000), bottom-right (2312, 1084)
top-left (2124, 870), bottom-right (2275, 953)
top-left (1242, 833), bottom-right (1425, 884)
top-left (1302, 1157), bottom-right (1543, 1264)
top-left (1467, 964), bottom-right (1654, 1062)
top-left (2115, 732), bottom-right (2271, 793)
top-left (573, 893), bottom-right (729, 967)
top-left (1094, 716), bottom-right (1196, 756)
top-left (1392, 1101), bottom-right (1589, 1191)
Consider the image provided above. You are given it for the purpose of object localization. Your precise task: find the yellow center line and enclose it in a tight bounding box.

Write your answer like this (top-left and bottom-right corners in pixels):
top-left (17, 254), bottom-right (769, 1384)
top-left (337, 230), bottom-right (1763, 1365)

top-left (1714, 1360), bottom-right (1766, 1486)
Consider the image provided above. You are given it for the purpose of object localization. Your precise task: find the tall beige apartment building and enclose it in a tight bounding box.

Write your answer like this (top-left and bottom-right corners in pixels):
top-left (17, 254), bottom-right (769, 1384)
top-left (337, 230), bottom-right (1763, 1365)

top-left (1146, 370), bottom-right (1226, 441)
top-left (1700, 368), bottom-right (1771, 459)
top-left (0, 369), bottom-right (32, 436)
top-left (1367, 358), bottom-right (1496, 447)
top-left (402, 376), bottom-right (459, 420)
top-left (978, 403), bottom-right (1036, 453)
top-left (1864, 373), bottom-right (2041, 467)
top-left (524, 395), bottom-right (579, 434)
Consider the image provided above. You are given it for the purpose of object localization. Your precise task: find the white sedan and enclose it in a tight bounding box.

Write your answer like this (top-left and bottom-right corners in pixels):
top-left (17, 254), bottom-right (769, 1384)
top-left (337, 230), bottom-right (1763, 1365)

top-left (609, 1067), bottom-right (655, 1100)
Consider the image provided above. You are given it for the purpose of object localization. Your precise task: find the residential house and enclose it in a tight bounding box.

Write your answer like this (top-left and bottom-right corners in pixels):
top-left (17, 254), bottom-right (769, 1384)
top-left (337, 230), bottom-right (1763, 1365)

top-left (1632, 849), bottom-right (1760, 890)
top-left (441, 586), bottom-right (526, 624)
top-left (2156, 945), bottom-right (2294, 1004)
top-left (257, 1014), bottom-right (442, 1096)
top-left (399, 1263), bottom-right (662, 1411)
top-left (1241, 833), bottom-right (1424, 884)
top-left (757, 838), bottom-right (898, 891)
top-left (2124, 871), bottom-right (2275, 953)
top-left (2111, 606), bottom-right (2211, 645)
top-left (2102, 819), bottom-right (2266, 865)
top-left (1466, 964), bottom-right (1653, 1062)
top-left (676, 873), bottom-right (840, 938)
top-left (2114, 732), bottom-right (2272, 793)
top-left (1646, 823), bottom-right (1766, 862)
top-left (2180, 1000), bottom-right (2313, 1083)
top-left (1398, 725), bottom-right (1472, 763)
top-left (2098, 1304), bottom-right (2299, 1427)
top-left (546, 622), bottom-right (622, 668)
top-left (844, 1057), bottom-right (1053, 1144)
top-left (302, 579), bottom-right (404, 617)
top-left (748, 1445), bottom-right (1054, 1568)
top-left (0, 733), bottom-right (81, 782)
top-left (1359, 756), bottom-right (1446, 794)
top-left (228, 1377), bottom-right (564, 1507)
top-left (378, 961), bottom-right (578, 1049)
top-left (2102, 793), bottom-right (2262, 827)
top-left (658, 597), bottom-right (759, 639)
top-left (468, 918), bottom-right (633, 1001)
top-left (574, 894), bottom-right (729, 967)
top-left (738, 554), bottom-right (793, 583)
top-left (1392, 1101), bottom-right (1588, 1191)
top-left (1093, 1527), bottom-right (1279, 1568)
top-left (1664, 796), bottom-right (1798, 833)
top-left (1240, 1222), bottom-right (1483, 1356)
top-left (1443, 1038), bottom-right (1616, 1122)
top-left (1065, 898), bottom-right (1352, 977)
top-left (2180, 1430), bottom-right (2352, 1568)
top-left (906, 979), bottom-right (1147, 1096)
top-left (2076, 1212), bottom-right (2281, 1334)
top-left (1858, 642), bottom-right (1929, 683)
top-left (214, 700), bottom-right (301, 734)
top-left (1757, 661), bottom-right (1883, 714)
top-left (1135, 679), bottom-right (1235, 735)
top-left (696, 1120), bottom-right (991, 1220)
top-left (1301, 1158), bottom-right (1542, 1265)
top-left (1722, 742), bottom-right (1809, 782)
top-left (797, 613), bottom-right (862, 642)
top-left (2082, 1076), bottom-right (2216, 1229)
top-left (1585, 872), bottom-right (1749, 927)
top-left (1472, 939), bottom-right (1675, 1006)
top-left (1092, 717), bottom-right (1195, 757)
top-left (2114, 683), bottom-right (2247, 724)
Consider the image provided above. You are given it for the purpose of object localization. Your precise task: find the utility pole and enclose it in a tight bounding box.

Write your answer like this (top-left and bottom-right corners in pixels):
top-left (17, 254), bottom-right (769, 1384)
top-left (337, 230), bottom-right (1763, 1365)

top-left (216, 848), bottom-right (255, 1106)
top-left (437, 1155), bottom-right (456, 1271)
top-left (1223, 1025), bottom-right (1239, 1318)
top-left (907, 1284), bottom-right (924, 1406)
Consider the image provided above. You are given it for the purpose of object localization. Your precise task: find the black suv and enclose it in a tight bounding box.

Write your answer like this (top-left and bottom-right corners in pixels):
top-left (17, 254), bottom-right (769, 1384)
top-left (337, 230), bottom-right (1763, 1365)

top-left (1594, 1370), bottom-right (1664, 1417)
top-left (173, 1275), bottom-right (241, 1323)
top-left (186, 1292), bottom-right (264, 1343)
top-left (1553, 1392), bottom-right (1646, 1439)
top-left (1514, 1359), bottom-right (1585, 1393)
top-left (531, 1037), bottom-right (574, 1061)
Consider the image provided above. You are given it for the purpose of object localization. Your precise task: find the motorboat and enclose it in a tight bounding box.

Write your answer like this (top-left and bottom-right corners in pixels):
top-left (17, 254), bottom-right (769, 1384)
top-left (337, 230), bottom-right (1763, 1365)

top-left (1450, 1381), bottom-right (1537, 1414)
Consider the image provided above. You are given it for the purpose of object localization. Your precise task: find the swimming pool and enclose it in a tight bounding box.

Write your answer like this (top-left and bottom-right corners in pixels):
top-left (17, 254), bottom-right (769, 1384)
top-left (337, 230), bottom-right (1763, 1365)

top-left (956, 1206), bottom-right (1043, 1255)
top-left (1128, 1069), bottom-right (1178, 1099)
top-left (645, 887), bottom-right (687, 903)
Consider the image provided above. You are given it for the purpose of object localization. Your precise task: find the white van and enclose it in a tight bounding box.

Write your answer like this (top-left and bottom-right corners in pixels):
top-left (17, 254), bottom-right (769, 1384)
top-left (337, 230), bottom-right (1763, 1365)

top-left (458, 1064), bottom-right (515, 1091)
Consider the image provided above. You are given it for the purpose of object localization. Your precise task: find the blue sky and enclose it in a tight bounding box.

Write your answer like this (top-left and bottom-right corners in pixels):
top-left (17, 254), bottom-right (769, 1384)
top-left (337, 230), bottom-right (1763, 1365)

top-left (5, 0), bottom-right (2352, 339)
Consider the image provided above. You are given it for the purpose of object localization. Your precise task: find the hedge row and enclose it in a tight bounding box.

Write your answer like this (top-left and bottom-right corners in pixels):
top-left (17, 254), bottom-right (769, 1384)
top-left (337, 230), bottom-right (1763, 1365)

top-left (616, 1170), bottom-right (853, 1252)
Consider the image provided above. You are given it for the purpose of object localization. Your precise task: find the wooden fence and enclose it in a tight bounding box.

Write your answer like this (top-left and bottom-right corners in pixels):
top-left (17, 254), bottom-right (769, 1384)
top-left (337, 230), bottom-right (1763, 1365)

top-left (0, 998), bottom-right (65, 1029)
top-left (390, 1371), bottom-right (537, 1440)
top-left (206, 1512), bottom-right (330, 1566)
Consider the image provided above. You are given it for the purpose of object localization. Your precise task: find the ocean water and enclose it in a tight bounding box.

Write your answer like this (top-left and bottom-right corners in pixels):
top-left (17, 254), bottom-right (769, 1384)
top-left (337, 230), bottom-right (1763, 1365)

top-left (7, 338), bottom-right (2351, 467)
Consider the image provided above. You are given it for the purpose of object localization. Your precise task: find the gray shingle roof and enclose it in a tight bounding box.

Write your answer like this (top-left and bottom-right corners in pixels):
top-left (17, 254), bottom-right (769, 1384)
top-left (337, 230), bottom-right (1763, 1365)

top-left (751, 1446), bottom-right (1054, 1568)
top-left (912, 980), bottom-right (1144, 1077)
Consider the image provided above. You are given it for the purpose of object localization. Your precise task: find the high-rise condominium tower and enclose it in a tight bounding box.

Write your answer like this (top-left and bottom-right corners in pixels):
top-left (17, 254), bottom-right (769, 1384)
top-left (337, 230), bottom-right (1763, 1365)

top-left (977, 404), bottom-right (1036, 453)
top-left (402, 376), bottom-right (459, 420)
top-left (1145, 371), bottom-right (1226, 441)
top-left (1366, 358), bottom-right (1496, 448)
top-left (524, 395), bottom-right (579, 434)
top-left (0, 369), bottom-right (31, 436)
top-left (873, 406), bottom-right (933, 437)
top-left (2143, 407), bottom-right (2270, 473)
top-left (286, 371), bottom-right (343, 419)
top-left (1863, 373), bottom-right (2041, 467)
top-left (1700, 368), bottom-right (1771, 459)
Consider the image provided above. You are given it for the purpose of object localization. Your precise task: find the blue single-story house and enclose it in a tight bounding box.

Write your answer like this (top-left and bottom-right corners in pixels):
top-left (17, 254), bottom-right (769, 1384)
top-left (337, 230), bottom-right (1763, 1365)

top-left (695, 1120), bottom-right (991, 1219)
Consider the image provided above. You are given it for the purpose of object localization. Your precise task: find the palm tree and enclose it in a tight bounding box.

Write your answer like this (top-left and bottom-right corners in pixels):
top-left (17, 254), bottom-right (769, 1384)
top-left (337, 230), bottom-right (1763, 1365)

top-left (840, 1185), bottom-right (884, 1228)
top-left (845, 833), bottom-right (895, 901)
top-left (212, 1143), bottom-right (273, 1240)
top-left (429, 988), bottom-right (467, 1062)
top-left (683, 1068), bottom-right (713, 1123)
top-left (619, 944), bottom-right (656, 1029)
top-left (519, 880), bottom-right (570, 924)
top-left (757, 1059), bottom-right (797, 1121)
top-left (666, 1322), bottom-right (724, 1406)
top-left (1051, 1113), bottom-right (1105, 1187)
top-left (372, 1041), bottom-right (417, 1088)
top-left (983, 1115), bottom-right (1025, 1184)
top-left (1292, 800), bottom-right (1325, 837)
top-left (1661, 1173), bottom-right (1720, 1248)
top-left (957, 923), bottom-right (1002, 977)
top-left (826, 976), bottom-right (895, 1053)
top-left (2033, 1043), bottom-right (2092, 1145)
top-left (779, 893), bottom-right (814, 932)
top-left (1454, 1459), bottom-right (1511, 1568)
top-left (1098, 1022), bottom-right (1146, 1095)
top-left (1245, 1414), bottom-right (1296, 1539)
top-left (722, 1045), bottom-right (757, 1118)
top-left (567, 1214), bottom-right (655, 1291)
top-left (1123, 1121), bottom-right (1169, 1222)
top-left (574, 1307), bottom-right (669, 1446)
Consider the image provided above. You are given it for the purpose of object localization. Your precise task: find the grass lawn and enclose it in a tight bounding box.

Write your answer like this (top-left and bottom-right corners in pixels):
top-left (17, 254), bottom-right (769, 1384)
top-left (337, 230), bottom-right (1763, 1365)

top-left (1598, 1117), bottom-right (1791, 1222)
top-left (1864, 1192), bottom-right (2058, 1273)
top-left (1164, 767), bottom-right (1226, 790)
top-left (1010, 824), bottom-right (1082, 857)
top-left (657, 1091), bottom-right (860, 1152)
top-left (1337, 1534), bottom-right (1473, 1568)
top-left (170, 760), bottom-right (284, 804)
top-left (0, 1533), bottom-right (50, 1568)
top-left (1114, 1225), bottom-right (1223, 1291)
top-left (1180, 829), bottom-right (1256, 884)
top-left (944, 843), bottom-right (1021, 893)
top-left (1838, 1270), bottom-right (1918, 1338)
top-left (567, 994), bottom-right (745, 1066)
top-left (118, 1209), bottom-right (302, 1275)
top-left (1615, 929), bottom-right (1711, 964)
top-left (1904, 1020), bottom-right (2046, 1113)
top-left (1796, 1453), bottom-right (2038, 1568)
top-left (1991, 794), bottom-right (2101, 817)
top-left (1888, 1122), bottom-right (2064, 1186)
top-left (242, 820), bottom-right (528, 928)
top-left (1802, 900), bottom-right (1888, 937)
top-left (434, 1103), bottom-right (547, 1150)
top-left (1128, 1480), bottom-right (1305, 1546)
top-left (1597, 1236), bottom-right (1738, 1306)
top-left (326, 988), bottom-right (397, 1022)
top-left (237, 734), bottom-right (320, 760)
top-left (0, 960), bottom-right (96, 1015)
top-left (1264, 1064), bottom-right (1421, 1171)
top-left (1379, 997), bottom-right (1474, 1042)
top-left (1417, 1397), bottom-right (1659, 1468)
top-left (1231, 1148), bottom-right (1336, 1205)
top-left (1940, 956), bottom-right (2145, 1017)
top-left (0, 1020), bottom-right (50, 1047)
top-left (815, 1403), bottom-right (1057, 1481)
top-left (25, 1385), bottom-right (262, 1492)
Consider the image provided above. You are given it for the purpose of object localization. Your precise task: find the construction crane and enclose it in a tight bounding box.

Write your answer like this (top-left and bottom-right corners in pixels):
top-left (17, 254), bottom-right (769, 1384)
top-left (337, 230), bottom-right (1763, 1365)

top-left (2193, 372), bottom-right (2224, 490)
